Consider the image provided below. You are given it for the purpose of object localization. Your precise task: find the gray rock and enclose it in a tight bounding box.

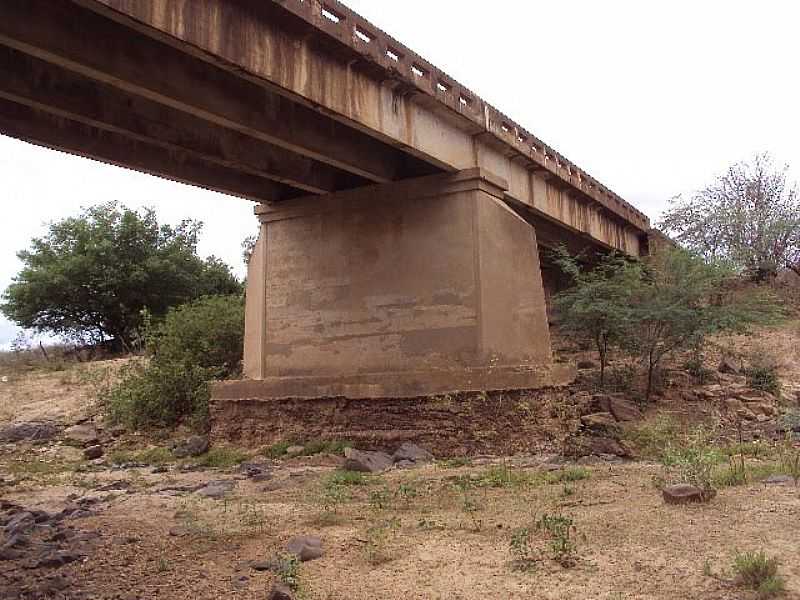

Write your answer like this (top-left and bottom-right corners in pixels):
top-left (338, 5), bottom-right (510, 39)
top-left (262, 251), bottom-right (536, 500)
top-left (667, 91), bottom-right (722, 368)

top-left (171, 435), bottom-right (209, 458)
top-left (231, 574), bottom-right (250, 590)
top-left (268, 583), bottom-right (294, 600)
top-left (343, 448), bottom-right (393, 473)
top-left (764, 475), bottom-right (795, 485)
top-left (285, 445), bottom-right (305, 457)
top-left (63, 424), bottom-right (99, 446)
top-left (718, 356), bottom-right (741, 375)
top-left (195, 480), bottom-right (236, 499)
top-left (286, 535), bottom-right (324, 562)
top-left (580, 412), bottom-right (618, 429)
top-left (0, 421), bottom-right (59, 443)
top-left (392, 442), bottom-right (434, 465)
top-left (83, 445), bottom-right (104, 460)
top-left (662, 484), bottom-right (716, 505)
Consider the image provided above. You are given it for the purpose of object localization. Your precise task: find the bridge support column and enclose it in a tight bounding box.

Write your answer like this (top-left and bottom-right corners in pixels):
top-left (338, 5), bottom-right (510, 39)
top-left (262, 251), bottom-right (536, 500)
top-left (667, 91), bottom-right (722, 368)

top-left (220, 169), bottom-right (573, 400)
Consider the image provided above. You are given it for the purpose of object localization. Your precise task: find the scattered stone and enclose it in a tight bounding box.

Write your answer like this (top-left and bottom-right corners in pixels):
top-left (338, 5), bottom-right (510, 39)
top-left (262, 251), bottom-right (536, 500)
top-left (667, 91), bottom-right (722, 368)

top-left (286, 535), bottom-right (324, 562)
top-left (718, 356), bottom-right (741, 375)
top-left (231, 574), bottom-right (250, 590)
top-left (343, 448), bottom-right (393, 473)
top-left (0, 421), bottom-right (59, 443)
top-left (577, 359), bottom-right (597, 370)
top-left (764, 475), bottom-right (794, 485)
top-left (195, 480), bottom-right (236, 499)
top-left (606, 398), bottom-right (642, 422)
top-left (249, 560), bottom-right (276, 572)
top-left (580, 412), bottom-right (618, 429)
top-left (33, 550), bottom-right (84, 569)
top-left (83, 445), bottom-right (104, 460)
top-left (268, 583), bottom-right (294, 600)
top-left (662, 484), bottom-right (716, 505)
top-left (241, 462), bottom-right (272, 481)
top-left (285, 445), bottom-right (305, 457)
top-left (63, 424), bottom-right (100, 446)
top-left (392, 442), bottom-right (434, 465)
top-left (586, 436), bottom-right (631, 458)
top-left (151, 466), bottom-right (168, 474)
top-left (171, 435), bottom-right (209, 458)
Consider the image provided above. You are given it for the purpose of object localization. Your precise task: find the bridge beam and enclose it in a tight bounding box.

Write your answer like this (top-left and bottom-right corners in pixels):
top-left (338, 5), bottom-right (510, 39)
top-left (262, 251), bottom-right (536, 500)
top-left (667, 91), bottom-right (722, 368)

top-left (218, 169), bottom-right (574, 400)
top-left (0, 0), bottom-right (436, 185)
top-left (0, 99), bottom-right (295, 203)
top-left (0, 48), bottom-right (366, 196)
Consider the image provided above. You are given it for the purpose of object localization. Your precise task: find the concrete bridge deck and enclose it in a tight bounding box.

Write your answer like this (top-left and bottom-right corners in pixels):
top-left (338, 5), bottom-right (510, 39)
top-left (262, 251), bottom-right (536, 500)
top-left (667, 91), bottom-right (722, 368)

top-left (0, 0), bottom-right (654, 398)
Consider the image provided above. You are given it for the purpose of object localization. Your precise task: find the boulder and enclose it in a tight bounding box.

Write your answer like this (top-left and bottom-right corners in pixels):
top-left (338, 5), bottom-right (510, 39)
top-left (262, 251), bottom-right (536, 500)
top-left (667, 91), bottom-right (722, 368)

top-left (286, 535), bottom-right (324, 562)
top-left (343, 448), bottom-right (392, 473)
top-left (580, 412), bottom-right (617, 429)
top-left (764, 474), bottom-right (794, 485)
top-left (718, 356), bottom-right (741, 375)
top-left (171, 436), bottom-right (209, 458)
top-left (285, 445), bottom-right (305, 457)
top-left (392, 443), bottom-right (434, 465)
top-left (662, 484), bottom-right (716, 505)
top-left (607, 398), bottom-right (642, 422)
top-left (586, 436), bottom-right (632, 458)
top-left (63, 424), bottom-right (99, 447)
top-left (195, 480), bottom-right (236, 499)
top-left (0, 422), bottom-right (59, 443)
top-left (83, 445), bottom-right (104, 460)
top-left (268, 583), bottom-right (294, 600)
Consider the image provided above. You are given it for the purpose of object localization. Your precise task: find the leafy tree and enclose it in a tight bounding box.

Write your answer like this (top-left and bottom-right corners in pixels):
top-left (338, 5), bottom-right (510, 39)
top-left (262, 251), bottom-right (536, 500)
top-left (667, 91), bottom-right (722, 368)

top-left (1, 202), bottom-right (242, 349)
top-left (104, 295), bottom-right (244, 429)
top-left (623, 248), bottom-right (779, 400)
top-left (552, 248), bottom-right (643, 387)
top-left (659, 153), bottom-right (800, 280)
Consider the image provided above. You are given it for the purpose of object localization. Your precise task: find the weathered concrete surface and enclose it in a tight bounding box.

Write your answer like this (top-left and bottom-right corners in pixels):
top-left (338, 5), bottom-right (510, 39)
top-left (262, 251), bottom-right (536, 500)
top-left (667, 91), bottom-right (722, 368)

top-left (0, 0), bottom-right (650, 254)
top-left (231, 169), bottom-right (573, 398)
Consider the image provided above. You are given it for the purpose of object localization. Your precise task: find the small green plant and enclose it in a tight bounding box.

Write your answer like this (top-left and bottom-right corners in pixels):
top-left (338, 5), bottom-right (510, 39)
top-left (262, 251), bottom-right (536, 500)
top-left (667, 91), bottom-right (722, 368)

top-left (275, 553), bottom-right (301, 591)
top-left (535, 514), bottom-right (577, 567)
top-left (744, 352), bottom-right (782, 396)
top-left (262, 441), bottom-right (292, 459)
top-left (545, 467), bottom-right (591, 484)
top-left (509, 527), bottom-right (537, 571)
top-left (363, 518), bottom-right (401, 565)
top-left (440, 456), bottom-right (473, 469)
top-left (623, 414), bottom-right (680, 459)
top-left (368, 487), bottom-right (392, 511)
top-left (661, 426), bottom-right (721, 491)
top-left (299, 440), bottom-right (351, 457)
top-left (193, 447), bottom-right (249, 469)
top-left (732, 550), bottom-right (785, 598)
top-left (328, 470), bottom-right (368, 487)
top-left (396, 482), bottom-right (419, 508)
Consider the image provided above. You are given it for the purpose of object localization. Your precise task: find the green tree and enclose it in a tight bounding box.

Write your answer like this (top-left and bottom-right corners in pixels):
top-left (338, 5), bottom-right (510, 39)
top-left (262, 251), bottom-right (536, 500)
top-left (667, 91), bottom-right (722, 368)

top-left (552, 248), bottom-right (643, 387)
top-left (624, 248), bottom-right (778, 400)
top-left (1, 202), bottom-right (242, 348)
top-left (659, 153), bottom-right (800, 280)
top-left (104, 295), bottom-right (245, 429)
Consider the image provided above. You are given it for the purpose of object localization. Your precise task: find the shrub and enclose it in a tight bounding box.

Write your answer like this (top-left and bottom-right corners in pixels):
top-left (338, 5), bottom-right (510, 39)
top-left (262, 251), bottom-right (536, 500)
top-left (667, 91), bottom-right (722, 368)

top-left (104, 295), bottom-right (244, 430)
top-left (535, 514), bottom-right (578, 567)
top-left (732, 550), bottom-right (785, 598)
top-left (744, 353), bottom-right (782, 396)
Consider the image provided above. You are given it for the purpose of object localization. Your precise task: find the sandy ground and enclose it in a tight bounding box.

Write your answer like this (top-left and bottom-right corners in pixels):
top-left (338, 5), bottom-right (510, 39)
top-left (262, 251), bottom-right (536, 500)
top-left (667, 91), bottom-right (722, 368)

top-left (2, 455), bottom-right (800, 599)
top-left (1, 322), bottom-right (800, 600)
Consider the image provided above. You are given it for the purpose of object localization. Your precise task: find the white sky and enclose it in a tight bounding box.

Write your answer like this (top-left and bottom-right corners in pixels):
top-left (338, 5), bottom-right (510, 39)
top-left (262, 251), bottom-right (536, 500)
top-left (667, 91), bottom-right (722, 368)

top-left (1, 0), bottom-right (798, 346)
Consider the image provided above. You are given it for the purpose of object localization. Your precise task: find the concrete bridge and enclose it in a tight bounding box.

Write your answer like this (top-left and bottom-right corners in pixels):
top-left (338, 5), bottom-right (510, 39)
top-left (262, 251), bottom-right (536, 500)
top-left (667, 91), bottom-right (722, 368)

top-left (0, 0), bottom-right (653, 399)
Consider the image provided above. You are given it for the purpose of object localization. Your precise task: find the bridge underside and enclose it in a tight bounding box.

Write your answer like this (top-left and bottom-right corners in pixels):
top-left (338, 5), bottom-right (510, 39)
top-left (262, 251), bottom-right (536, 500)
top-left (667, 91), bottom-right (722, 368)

top-left (0, 0), bottom-right (653, 398)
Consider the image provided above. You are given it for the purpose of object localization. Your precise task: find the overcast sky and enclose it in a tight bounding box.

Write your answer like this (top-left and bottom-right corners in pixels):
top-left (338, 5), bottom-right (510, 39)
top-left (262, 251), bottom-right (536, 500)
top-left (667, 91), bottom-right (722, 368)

top-left (1, 0), bottom-right (798, 347)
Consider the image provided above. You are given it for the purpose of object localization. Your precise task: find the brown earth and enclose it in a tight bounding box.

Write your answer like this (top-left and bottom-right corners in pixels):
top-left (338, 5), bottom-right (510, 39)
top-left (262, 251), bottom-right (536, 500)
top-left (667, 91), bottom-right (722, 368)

top-left (1, 323), bottom-right (799, 599)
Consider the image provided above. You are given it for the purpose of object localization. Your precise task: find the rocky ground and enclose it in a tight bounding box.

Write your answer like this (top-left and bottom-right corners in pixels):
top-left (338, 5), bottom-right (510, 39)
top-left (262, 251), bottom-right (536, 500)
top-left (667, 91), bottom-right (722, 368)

top-left (0, 323), bottom-right (799, 599)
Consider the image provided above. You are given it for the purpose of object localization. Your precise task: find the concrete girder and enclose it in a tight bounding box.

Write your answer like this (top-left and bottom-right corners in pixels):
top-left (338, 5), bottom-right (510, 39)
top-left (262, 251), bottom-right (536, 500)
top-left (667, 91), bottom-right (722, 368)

top-left (0, 47), bottom-right (366, 196)
top-left (0, 0), bottom-right (434, 185)
top-left (0, 99), bottom-right (296, 203)
top-left (68, 0), bottom-right (647, 256)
